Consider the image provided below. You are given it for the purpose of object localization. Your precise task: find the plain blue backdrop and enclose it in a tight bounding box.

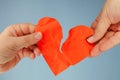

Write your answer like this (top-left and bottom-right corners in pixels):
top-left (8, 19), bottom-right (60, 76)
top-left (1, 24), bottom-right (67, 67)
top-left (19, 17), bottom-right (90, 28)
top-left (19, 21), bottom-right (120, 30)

top-left (0, 0), bottom-right (120, 80)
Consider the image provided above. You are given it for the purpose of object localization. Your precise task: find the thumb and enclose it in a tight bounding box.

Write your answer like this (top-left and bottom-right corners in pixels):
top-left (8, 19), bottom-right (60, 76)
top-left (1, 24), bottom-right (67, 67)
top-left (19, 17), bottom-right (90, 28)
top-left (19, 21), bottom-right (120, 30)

top-left (87, 15), bottom-right (111, 43)
top-left (15, 32), bottom-right (42, 49)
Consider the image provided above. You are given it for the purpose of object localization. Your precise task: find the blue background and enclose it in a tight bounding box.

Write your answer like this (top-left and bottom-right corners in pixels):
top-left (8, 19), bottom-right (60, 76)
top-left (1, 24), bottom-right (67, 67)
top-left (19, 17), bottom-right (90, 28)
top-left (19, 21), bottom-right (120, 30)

top-left (0, 0), bottom-right (120, 80)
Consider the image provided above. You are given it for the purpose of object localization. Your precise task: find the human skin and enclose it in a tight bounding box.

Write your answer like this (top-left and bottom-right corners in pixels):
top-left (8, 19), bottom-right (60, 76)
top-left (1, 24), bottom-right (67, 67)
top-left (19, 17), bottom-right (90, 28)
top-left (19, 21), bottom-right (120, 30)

top-left (0, 0), bottom-right (120, 74)
top-left (87, 0), bottom-right (120, 57)
top-left (0, 23), bottom-right (42, 73)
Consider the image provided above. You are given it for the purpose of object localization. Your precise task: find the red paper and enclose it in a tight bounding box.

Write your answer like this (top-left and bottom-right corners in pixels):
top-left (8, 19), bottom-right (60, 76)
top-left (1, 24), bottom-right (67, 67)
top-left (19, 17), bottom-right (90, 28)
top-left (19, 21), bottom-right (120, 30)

top-left (35, 17), bottom-right (94, 75)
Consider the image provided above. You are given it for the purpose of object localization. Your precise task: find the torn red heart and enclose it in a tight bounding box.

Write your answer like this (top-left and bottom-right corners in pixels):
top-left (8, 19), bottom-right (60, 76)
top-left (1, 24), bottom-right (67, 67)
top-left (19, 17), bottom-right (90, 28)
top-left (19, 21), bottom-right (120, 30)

top-left (35, 17), bottom-right (94, 75)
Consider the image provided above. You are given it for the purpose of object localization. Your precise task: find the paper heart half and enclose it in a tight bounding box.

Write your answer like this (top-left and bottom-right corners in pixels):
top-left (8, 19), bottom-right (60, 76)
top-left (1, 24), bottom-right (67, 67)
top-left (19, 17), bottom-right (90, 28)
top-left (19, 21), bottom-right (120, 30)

top-left (35, 17), bottom-right (94, 75)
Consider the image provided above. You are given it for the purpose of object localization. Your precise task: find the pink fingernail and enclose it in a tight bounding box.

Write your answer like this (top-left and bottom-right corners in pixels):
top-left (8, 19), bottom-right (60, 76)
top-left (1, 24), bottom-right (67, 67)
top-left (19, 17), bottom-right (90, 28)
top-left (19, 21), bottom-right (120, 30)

top-left (87, 36), bottom-right (94, 43)
top-left (35, 32), bottom-right (42, 40)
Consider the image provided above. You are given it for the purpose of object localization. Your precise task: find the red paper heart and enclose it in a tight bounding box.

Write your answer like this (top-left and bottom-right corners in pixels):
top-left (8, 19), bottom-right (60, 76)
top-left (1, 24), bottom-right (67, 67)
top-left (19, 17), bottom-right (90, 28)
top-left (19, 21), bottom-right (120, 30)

top-left (35, 17), bottom-right (94, 75)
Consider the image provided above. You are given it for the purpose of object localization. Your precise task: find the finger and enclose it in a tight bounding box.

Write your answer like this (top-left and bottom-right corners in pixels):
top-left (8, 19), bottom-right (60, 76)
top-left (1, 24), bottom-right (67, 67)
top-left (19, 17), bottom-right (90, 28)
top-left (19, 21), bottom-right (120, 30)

top-left (87, 9), bottom-right (111, 43)
top-left (90, 31), bottom-right (114, 57)
top-left (21, 48), bottom-right (36, 59)
top-left (90, 37), bottom-right (107, 57)
top-left (3, 23), bottom-right (36, 36)
top-left (33, 47), bottom-right (41, 56)
top-left (18, 49), bottom-right (24, 59)
top-left (109, 22), bottom-right (120, 31)
top-left (100, 32), bottom-right (120, 51)
top-left (14, 32), bottom-right (42, 50)
top-left (91, 11), bottom-right (102, 29)
top-left (23, 48), bottom-right (36, 59)
top-left (30, 53), bottom-right (36, 60)
top-left (29, 45), bottom-right (41, 56)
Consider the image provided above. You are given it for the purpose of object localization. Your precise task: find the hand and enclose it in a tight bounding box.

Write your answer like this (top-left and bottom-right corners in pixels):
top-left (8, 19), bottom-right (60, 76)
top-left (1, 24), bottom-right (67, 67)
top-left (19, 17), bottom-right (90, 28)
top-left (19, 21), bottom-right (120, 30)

top-left (87, 0), bottom-right (120, 57)
top-left (0, 23), bottom-right (42, 73)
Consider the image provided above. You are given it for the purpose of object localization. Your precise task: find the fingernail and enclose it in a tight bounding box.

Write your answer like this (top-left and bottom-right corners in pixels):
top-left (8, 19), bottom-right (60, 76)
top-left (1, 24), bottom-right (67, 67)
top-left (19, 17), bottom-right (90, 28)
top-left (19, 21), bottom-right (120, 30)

top-left (35, 32), bottom-right (42, 40)
top-left (30, 54), bottom-right (36, 60)
top-left (37, 53), bottom-right (41, 56)
top-left (87, 36), bottom-right (94, 43)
